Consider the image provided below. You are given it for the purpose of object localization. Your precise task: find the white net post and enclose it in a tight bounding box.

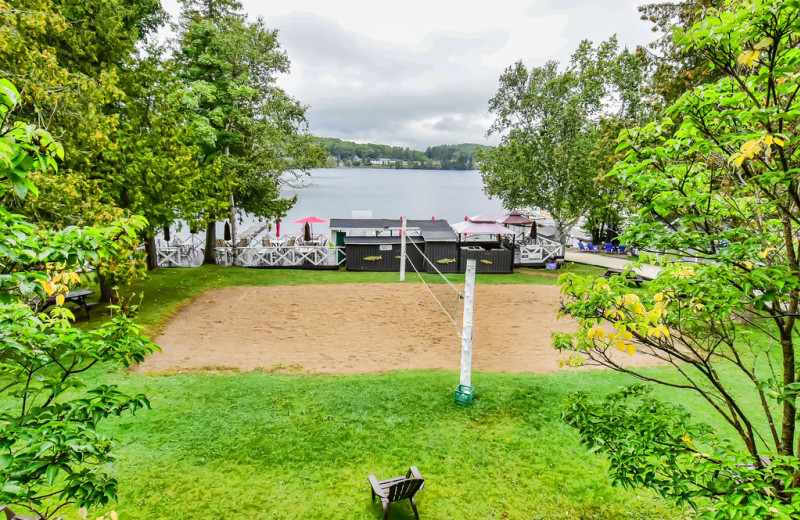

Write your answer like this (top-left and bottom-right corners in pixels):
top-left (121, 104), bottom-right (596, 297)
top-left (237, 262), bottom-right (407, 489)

top-left (399, 217), bottom-right (406, 281)
top-left (460, 259), bottom-right (476, 387)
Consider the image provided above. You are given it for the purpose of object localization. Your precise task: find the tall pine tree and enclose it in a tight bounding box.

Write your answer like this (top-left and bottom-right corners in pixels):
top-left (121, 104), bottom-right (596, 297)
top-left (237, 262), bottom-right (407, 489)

top-left (175, 0), bottom-right (323, 264)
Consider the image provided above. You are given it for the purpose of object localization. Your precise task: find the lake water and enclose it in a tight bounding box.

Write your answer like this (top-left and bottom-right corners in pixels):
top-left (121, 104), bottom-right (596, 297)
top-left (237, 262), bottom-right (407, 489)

top-left (217, 168), bottom-right (508, 238)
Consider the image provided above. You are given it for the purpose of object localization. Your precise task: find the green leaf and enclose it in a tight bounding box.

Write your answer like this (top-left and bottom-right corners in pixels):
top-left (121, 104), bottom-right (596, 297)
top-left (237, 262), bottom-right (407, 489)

top-left (18, 279), bottom-right (35, 295)
top-left (0, 79), bottom-right (19, 106)
top-left (46, 464), bottom-right (60, 485)
top-left (0, 454), bottom-right (13, 469)
top-left (1, 483), bottom-right (24, 495)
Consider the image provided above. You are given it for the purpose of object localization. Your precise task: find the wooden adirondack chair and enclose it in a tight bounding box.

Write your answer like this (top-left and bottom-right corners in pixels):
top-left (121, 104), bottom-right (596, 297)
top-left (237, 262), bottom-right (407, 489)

top-left (368, 466), bottom-right (424, 520)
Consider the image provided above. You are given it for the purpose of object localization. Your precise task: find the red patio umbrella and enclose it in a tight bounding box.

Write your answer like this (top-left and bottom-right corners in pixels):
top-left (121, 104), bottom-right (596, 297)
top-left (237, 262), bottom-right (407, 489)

top-left (293, 216), bottom-right (328, 224)
top-left (293, 216), bottom-right (327, 241)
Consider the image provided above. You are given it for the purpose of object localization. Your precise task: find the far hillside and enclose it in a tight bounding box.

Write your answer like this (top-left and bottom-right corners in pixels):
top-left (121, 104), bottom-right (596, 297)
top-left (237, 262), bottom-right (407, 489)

top-left (314, 137), bottom-right (491, 170)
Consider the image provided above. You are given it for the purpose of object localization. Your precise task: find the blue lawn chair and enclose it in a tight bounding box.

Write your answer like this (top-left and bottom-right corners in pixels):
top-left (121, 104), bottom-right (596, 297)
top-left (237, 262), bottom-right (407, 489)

top-left (587, 242), bottom-right (599, 252)
top-left (604, 243), bottom-right (614, 254)
top-left (618, 245), bottom-right (627, 255)
top-left (578, 241), bottom-right (587, 252)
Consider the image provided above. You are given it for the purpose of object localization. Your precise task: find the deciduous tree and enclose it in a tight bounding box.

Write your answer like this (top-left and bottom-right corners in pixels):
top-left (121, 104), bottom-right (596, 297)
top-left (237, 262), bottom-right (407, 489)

top-left (638, 0), bottom-right (725, 109)
top-left (94, 50), bottom-right (226, 270)
top-left (556, 1), bottom-right (800, 516)
top-left (480, 39), bottom-right (644, 243)
top-left (0, 0), bottom-right (164, 174)
top-left (0, 79), bottom-right (155, 520)
top-left (176, 0), bottom-right (323, 264)
top-left (0, 0), bottom-right (206, 277)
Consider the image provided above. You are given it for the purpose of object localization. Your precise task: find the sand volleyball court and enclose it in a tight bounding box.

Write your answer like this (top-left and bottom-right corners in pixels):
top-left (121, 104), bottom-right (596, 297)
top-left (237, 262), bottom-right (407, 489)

top-left (138, 283), bottom-right (656, 374)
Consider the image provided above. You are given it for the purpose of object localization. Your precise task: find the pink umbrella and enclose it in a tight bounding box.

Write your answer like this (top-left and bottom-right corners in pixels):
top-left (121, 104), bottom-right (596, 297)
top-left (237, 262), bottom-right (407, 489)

top-left (293, 216), bottom-right (328, 224)
top-left (276, 218), bottom-right (281, 238)
top-left (496, 211), bottom-right (534, 225)
top-left (452, 220), bottom-right (515, 235)
top-left (468, 214), bottom-right (497, 223)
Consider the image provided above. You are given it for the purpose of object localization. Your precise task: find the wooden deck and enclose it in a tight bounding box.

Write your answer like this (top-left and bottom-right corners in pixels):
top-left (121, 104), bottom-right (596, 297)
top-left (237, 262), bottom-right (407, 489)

top-left (151, 230), bottom-right (562, 272)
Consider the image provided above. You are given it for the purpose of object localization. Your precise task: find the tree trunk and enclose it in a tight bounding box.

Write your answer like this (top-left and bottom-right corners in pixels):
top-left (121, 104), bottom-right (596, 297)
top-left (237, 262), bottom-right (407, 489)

top-left (554, 219), bottom-right (568, 245)
top-left (780, 329), bottom-right (796, 456)
top-left (203, 221), bottom-right (217, 265)
top-left (145, 235), bottom-right (158, 271)
top-left (98, 273), bottom-right (118, 304)
top-left (230, 192), bottom-right (238, 266)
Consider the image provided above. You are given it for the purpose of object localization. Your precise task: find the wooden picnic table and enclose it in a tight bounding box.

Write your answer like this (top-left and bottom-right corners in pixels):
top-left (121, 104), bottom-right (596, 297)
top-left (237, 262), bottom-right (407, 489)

top-left (43, 289), bottom-right (98, 319)
top-left (601, 268), bottom-right (645, 286)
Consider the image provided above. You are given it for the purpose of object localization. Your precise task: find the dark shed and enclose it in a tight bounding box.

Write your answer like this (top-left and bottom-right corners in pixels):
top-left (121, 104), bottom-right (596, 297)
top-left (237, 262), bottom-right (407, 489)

top-left (459, 244), bottom-right (514, 273)
top-left (343, 236), bottom-right (424, 272)
top-left (409, 220), bottom-right (459, 273)
top-left (329, 218), bottom-right (401, 272)
top-left (330, 218), bottom-right (458, 273)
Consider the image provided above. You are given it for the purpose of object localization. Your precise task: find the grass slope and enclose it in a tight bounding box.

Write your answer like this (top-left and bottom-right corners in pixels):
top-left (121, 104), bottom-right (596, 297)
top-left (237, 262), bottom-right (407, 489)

top-left (100, 370), bottom-right (677, 520)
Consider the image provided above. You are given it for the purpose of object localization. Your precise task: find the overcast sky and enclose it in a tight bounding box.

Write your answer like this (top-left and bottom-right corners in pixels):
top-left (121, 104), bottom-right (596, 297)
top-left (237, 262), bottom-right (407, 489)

top-left (161, 0), bottom-right (663, 150)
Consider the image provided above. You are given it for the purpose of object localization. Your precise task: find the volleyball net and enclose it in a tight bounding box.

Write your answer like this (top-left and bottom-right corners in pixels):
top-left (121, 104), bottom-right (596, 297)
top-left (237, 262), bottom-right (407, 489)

top-left (403, 235), bottom-right (464, 334)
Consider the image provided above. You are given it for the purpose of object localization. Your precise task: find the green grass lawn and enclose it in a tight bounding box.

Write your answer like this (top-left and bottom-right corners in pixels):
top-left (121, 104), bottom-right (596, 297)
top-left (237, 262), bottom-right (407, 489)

top-left (95, 369), bottom-right (678, 520)
top-left (56, 263), bottom-right (691, 519)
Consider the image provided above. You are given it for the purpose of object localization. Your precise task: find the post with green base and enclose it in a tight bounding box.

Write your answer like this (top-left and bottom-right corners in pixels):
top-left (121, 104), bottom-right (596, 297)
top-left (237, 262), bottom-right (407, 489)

top-left (399, 216), bottom-right (406, 281)
top-left (455, 259), bottom-right (476, 405)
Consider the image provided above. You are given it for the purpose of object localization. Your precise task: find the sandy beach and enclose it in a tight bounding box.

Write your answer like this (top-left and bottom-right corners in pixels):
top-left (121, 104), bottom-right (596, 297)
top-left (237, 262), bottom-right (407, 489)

top-left (136, 283), bottom-right (659, 374)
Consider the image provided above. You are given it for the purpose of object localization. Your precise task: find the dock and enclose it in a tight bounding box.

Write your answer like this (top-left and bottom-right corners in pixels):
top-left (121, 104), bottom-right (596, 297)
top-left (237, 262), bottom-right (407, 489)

top-left (564, 251), bottom-right (661, 280)
top-left (237, 222), bottom-right (270, 246)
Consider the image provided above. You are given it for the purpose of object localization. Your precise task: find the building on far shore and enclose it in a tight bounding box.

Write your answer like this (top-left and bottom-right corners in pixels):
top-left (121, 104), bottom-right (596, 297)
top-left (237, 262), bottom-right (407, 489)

top-left (369, 157), bottom-right (393, 166)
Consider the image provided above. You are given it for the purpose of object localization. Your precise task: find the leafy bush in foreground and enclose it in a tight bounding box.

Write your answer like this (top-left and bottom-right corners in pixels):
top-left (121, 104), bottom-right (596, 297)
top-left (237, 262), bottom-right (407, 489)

top-left (0, 79), bottom-right (156, 519)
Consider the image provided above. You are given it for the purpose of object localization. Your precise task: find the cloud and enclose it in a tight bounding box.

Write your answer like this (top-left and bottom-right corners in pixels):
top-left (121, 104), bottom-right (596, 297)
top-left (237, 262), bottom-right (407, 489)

top-left (160, 0), bottom-right (664, 149)
top-left (432, 116), bottom-right (465, 132)
top-left (308, 93), bottom-right (497, 149)
top-left (273, 13), bottom-right (505, 148)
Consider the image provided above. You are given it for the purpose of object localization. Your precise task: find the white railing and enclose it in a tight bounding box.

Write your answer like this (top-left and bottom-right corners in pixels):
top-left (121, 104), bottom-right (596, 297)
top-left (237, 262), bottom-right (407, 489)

top-left (516, 237), bottom-right (565, 264)
top-left (155, 236), bottom-right (205, 267)
top-left (215, 245), bottom-right (346, 268)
